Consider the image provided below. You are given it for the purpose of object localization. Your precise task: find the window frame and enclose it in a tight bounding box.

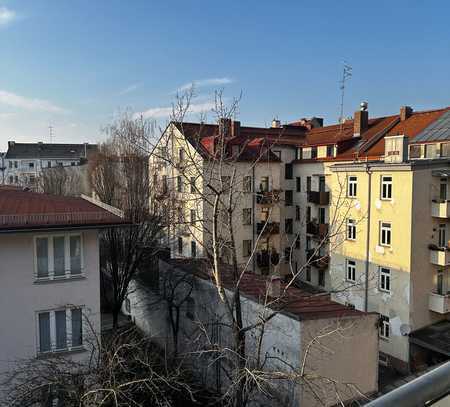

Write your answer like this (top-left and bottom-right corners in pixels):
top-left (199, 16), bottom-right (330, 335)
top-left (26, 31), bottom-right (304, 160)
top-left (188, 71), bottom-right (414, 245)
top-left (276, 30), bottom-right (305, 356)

top-left (296, 176), bottom-right (301, 192)
top-left (380, 222), bottom-right (392, 247)
top-left (243, 176), bottom-right (252, 193)
top-left (242, 208), bottom-right (252, 225)
top-left (347, 176), bottom-right (357, 198)
top-left (36, 306), bottom-right (84, 355)
top-left (379, 267), bottom-right (391, 293)
top-left (34, 233), bottom-right (84, 281)
top-left (381, 175), bottom-right (393, 200)
top-left (379, 314), bottom-right (390, 340)
top-left (242, 240), bottom-right (252, 257)
top-left (346, 259), bottom-right (356, 282)
top-left (285, 163), bottom-right (293, 180)
top-left (346, 219), bottom-right (356, 241)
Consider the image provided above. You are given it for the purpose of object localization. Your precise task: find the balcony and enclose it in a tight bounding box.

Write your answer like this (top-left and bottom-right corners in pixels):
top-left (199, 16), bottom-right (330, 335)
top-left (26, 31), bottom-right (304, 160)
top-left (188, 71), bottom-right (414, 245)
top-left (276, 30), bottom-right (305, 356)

top-left (429, 245), bottom-right (450, 266)
top-left (307, 191), bottom-right (330, 205)
top-left (256, 190), bottom-right (281, 206)
top-left (429, 292), bottom-right (450, 314)
top-left (256, 222), bottom-right (280, 236)
top-left (431, 200), bottom-right (450, 218)
top-left (305, 248), bottom-right (329, 270)
top-left (306, 222), bottom-right (329, 240)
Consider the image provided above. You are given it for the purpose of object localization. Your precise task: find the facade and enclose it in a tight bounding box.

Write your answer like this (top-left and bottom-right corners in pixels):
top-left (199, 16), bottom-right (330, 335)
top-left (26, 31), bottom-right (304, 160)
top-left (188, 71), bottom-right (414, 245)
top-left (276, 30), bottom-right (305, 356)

top-left (0, 188), bottom-right (126, 400)
top-left (2, 141), bottom-right (97, 189)
top-left (149, 104), bottom-right (450, 375)
top-left (128, 258), bottom-right (379, 407)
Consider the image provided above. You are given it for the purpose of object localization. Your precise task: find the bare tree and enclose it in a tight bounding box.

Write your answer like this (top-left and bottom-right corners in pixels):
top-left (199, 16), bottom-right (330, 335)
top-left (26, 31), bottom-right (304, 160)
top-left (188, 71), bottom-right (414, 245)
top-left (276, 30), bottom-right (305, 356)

top-left (90, 114), bottom-right (163, 328)
top-left (39, 165), bottom-right (88, 196)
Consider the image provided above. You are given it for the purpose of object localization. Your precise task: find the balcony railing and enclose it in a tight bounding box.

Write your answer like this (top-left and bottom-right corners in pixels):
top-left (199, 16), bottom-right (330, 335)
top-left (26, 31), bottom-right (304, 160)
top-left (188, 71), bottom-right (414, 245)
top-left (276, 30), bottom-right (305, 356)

top-left (307, 190), bottom-right (330, 205)
top-left (256, 190), bottom-right (281, 205)
top-left (256, 222), bottom-right (280, 236)
top-left (429, 292), bottom-right (450, 314)
top-left (429, 245), bottom-right (450, 266)
top-left (431, 200), bottom-right (450, 218)
top-left (305, 249), bottom-right (329, 269)
top-left (306, 222), bottom-right (329, 239)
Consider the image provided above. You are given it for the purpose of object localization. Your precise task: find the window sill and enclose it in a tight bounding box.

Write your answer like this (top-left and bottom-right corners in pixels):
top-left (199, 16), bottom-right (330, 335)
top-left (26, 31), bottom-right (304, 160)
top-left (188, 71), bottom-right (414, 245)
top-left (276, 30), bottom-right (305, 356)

top-left (34, 275), bottom-right (86, 284)
top-left (37, 346), bottom-right (86, 359)
top-left (379, 289), bottom-right (391, 294)
top-left (379, 336), bottom-right (390, 342)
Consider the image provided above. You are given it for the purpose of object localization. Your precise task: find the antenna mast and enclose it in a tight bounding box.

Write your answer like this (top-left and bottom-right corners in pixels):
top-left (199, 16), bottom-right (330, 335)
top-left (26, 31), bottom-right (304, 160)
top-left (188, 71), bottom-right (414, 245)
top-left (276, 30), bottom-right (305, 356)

top-left (49, 125), bottom-right (54, 143)
top-left (339, 62), bottom-right (352, 131)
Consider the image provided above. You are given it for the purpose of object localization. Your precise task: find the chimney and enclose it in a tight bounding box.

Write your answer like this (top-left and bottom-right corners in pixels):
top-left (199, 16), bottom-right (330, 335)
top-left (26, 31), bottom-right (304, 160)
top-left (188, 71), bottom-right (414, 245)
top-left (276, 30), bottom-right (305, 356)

top-left (309, 117), bottom-right (324, 128)
top-left (231, 120), bottom-right (240, 138)
top-left (353, 102), bottom-right (369, 137)
top-left (400, 106), bottom-right (413, 121)
top-left (8, 141), bottom-right (15, 148)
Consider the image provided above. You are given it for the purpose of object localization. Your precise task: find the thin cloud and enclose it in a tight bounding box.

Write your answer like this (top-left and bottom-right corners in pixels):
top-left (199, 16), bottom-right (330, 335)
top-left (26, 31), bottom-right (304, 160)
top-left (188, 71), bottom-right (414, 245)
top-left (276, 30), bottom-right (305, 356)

top-left (134, 101), bottom-right (215, 120)
top-left (118, 83), bottom-right (141, 96)
top-left (0, 90), bottom-right (67, 113)
top-left (0, 7), bottom-right (16, 26)
top-left (177, 77), bottom-right (234, 92)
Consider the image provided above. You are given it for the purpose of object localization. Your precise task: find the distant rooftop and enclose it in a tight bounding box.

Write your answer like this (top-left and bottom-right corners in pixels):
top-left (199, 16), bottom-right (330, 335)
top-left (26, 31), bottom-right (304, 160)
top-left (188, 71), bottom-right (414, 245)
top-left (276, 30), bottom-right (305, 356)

top-left (5, 141), bottom-right (98, 160)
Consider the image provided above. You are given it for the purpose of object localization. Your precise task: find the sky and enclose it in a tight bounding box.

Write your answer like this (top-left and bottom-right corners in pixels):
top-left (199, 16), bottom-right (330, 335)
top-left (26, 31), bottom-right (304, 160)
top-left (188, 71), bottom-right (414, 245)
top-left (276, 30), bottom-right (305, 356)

top-left (0, 0), bottom-right (450, 150)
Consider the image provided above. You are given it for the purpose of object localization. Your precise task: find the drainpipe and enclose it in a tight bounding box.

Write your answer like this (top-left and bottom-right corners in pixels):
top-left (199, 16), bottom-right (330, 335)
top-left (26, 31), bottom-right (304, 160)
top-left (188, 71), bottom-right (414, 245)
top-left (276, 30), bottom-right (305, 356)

top-left (364, 164), bottom-right (372, 312)
top-left (252, 165), bottom-right (256, 273)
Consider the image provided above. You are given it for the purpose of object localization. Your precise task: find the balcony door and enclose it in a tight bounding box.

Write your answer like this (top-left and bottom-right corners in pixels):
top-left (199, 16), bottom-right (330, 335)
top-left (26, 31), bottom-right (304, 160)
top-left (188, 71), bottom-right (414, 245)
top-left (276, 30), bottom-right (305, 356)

top-left (440, 179), bottom-right (448, 201)
top-left (437, 270), bottom-right (449, 295)
top-left (438, 224), bottom-right (447, 248)
top-left (319, 176), bottom-right (326, 192)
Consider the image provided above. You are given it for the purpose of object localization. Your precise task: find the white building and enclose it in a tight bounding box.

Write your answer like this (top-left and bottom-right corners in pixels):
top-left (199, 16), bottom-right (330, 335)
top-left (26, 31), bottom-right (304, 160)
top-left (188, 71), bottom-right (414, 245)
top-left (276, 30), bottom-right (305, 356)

top-left (0, 187), bottom-right (126, 400)
top-left (3, 141), bottom-right (97, 188)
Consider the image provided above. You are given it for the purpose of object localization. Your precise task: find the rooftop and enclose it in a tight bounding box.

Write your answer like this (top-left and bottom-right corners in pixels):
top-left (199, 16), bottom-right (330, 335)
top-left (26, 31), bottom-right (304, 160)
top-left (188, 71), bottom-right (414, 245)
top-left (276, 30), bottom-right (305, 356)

top-left (5, 141), bottom-right (98, 160)
top-left (0, 189), bottom-right (127, 232)
top-left (164, 258), bottom-right (367, 321)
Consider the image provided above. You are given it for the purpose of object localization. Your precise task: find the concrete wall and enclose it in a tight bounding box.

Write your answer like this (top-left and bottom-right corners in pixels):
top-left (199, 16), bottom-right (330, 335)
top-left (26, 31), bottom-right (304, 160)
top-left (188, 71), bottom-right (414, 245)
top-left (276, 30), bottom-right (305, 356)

top-left (0, 229), bottom-right (101, 393)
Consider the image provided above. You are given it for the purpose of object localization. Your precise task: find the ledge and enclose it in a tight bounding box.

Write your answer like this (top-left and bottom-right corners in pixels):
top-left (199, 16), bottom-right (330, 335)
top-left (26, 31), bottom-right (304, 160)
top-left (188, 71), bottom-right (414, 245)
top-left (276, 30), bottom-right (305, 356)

top-left (34, 275), bottom-right (86, 284)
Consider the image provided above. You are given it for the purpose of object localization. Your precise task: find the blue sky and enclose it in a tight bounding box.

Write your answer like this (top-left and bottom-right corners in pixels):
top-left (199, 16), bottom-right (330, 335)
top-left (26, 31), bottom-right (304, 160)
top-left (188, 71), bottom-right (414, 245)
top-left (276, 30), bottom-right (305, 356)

top-left (0, 0), bottom-right (450, 150)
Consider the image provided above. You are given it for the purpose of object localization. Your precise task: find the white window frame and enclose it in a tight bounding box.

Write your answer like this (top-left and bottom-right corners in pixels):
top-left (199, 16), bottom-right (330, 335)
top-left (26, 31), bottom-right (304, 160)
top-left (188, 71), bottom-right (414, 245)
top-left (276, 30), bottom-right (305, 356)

top-left (346, 259), bottom-right (356, 282)
top-left (34, 233), bottom-right (84, 281)
top-left (379, 267), bottom-right (391, 293)
top-left (380, 222), bottom-right (392, 247)
top-left (381, 175), bottom-right (392, 200)
top-left (346, 219), bottom-right (356, 241)
top-left (347, 176), bottom-right (357, 198)
top-left (36, 306), bottom-right (85, 355)
top-left (379, 315), bottom-right (390, 340)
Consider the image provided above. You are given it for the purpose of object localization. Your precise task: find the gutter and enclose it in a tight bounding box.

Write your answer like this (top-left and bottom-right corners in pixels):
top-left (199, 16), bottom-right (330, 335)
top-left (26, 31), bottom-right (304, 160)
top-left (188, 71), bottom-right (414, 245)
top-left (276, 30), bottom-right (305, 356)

top-left (364, 163), bottom-right (372, 312)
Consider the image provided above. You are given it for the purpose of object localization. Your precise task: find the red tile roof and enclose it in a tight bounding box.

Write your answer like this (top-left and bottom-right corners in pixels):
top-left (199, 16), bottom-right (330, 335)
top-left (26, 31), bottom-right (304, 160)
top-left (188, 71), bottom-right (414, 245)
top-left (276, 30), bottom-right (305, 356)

top-left (0, 190), bottom-right (127, 232)
top-left (166, 258), bottom-right (367, 321)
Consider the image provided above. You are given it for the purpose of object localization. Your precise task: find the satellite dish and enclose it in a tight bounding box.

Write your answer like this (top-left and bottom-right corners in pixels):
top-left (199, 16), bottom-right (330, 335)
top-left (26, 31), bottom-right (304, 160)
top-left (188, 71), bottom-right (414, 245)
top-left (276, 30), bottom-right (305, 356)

top-left (375, 199), bottom-right (382, 209)
top-left (400, 324), bottom-right (411, 336)
top-left (354, 201), bottom-right (361, 210)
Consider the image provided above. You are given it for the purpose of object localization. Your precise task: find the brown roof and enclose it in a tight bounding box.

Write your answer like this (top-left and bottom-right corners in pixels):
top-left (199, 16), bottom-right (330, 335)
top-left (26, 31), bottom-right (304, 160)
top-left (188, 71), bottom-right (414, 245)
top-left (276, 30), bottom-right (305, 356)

top-left (0, 190), bottom-right (127, 232)
top-left (166, 258), bottom-right (367, 321)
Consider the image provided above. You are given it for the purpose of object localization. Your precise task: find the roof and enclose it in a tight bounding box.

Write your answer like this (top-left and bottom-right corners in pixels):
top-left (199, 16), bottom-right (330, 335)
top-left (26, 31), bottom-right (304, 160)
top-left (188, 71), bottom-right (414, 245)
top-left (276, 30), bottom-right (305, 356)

top-left (5, 142), bottom-right (98, 160)
top-left (0, 190), bottom-right (128, 232)
top-left (164, 258), bottom-right (368, 321)
top-left (412, 109), bottom-right (450, 143)
top-left (410, 320), bottom-right (450, 357)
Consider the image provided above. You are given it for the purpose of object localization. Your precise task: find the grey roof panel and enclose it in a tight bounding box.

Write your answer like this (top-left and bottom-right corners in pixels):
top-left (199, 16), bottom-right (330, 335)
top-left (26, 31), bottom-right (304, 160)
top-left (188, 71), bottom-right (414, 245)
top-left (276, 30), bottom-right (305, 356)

top-left (5, 143), bottom-right (97, 159)
top-left (413, 110), bottom-right (450, 143)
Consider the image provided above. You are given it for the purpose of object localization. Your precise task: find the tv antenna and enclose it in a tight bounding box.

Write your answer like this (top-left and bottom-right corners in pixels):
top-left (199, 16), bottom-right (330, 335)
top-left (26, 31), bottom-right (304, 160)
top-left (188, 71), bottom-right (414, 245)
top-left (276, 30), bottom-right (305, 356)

top-left (49, 125), bottom-right (54, 143)
top-left (338, 62), bottom-right (352, 131)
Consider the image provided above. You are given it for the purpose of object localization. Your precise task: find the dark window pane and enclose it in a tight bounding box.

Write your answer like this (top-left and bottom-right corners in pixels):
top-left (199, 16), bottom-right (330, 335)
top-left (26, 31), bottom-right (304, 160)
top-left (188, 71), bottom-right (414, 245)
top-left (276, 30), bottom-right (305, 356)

top-left (39, 312), bottom-right (51, 352)
top-left (70, 236), bottom-right (81, 275)
top-left (54, 237), bottom-right (65, 276)
top-left (71, 308), bottom-right (83, 347)
top-left (36, 238), bottom-right (49, 278)
top-left (55, 310), bottom-right (67, 349)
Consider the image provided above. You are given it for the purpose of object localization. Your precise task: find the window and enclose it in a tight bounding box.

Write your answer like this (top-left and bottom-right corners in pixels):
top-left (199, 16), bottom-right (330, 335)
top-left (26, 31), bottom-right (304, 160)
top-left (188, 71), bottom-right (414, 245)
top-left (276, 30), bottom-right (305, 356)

top-left (295, 205), bottom-right (300, 221)
top-left (178, 237), bottom-right (183, 255)
top-left (14, 161), bottom-right (18, 168)
top-left (243, 208), bottom-right (252, 225)
top-left (441, 143), bottom-right (450, 158)
top-left (318, 207), bottom-right (326, 224)
top-left (71, 162), bottom-right (76, 166)
top-left (47, 161), bottom-right (52, 168)
top-left (8, 175), bottom-right (13, 184)
top-left (243, 240), bottom-right (252, 257)
top-left (29, 174), bottom-right (36, 185)
top-left (190, 209), bottom-right (196, 225)
top-left (243, 176), bottom-right (252, 193)
top-left (285, 190), bottom-right (293, 206)
top-left (379, 267), bottom-right (391, 292)
top-left (37, 307), bottom-right (83, 353)
top-left (346, 259), bottom-right (356, 282)
top-left (306, 206), bottom-right (311, 223)
top-left (409, 144), bottom-right (421, 159)
top-left (296, 177), bottom-right (301, 192)
top-left (379, 315), bottom-right (390, 339)
top-left (260, 176), bottom-right (269, 192)
top-left (285, 218), bottom-right (293, 234)
top-left (35, 235), bottom-right (83, 280)
top-left (439, 224), bottom-right (446, 248)
top-left (347, 219), bottom-right (356, 240)
top-left (179, 148), bottom-right (185, 162)
top-left (440, 179), bottom-right (447, 201)
top-left (347, 176), bottom-right (357, 197)
top-left (190, 177), bottom-right (196, 193)
top-left (8, 161), bottom-right (12, 168)
top-left (318, 270), bottom-right (325, 286)
top-left (311, 147), bottom-right (317, 159)
top-left (326, 145), bottom-right (334, 157)
top-left (306, 176), bottom-right (311, 192)
top-left (29, 162), bottom-right (34, 168)
top-left (295, 147), bottom-right (302, 160)
top-left (306, 266), bottom-right (311, 282)
top-left (177, 176), bottom-right (183, 192)
top-left (381, 176), bottom-right (392, 200)
top-left (425, 143), bottom-right (437, 159)
top-left (380, 222), bottom-right (391, 246)
top-left (191, 241), bottom-right (197, 258)
top-left (319, 176), bottom-right (326, 192)
top-left (285, 163), bottom-right (293, 179)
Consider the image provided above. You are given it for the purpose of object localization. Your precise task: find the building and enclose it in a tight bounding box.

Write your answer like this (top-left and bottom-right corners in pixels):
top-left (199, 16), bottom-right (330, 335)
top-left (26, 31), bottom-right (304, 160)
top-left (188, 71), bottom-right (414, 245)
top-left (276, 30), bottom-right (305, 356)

top-left (127, 258), bottom-right (379, 406)
top-left (3, 141), bottom-right (97, 189)
top-left (149, 103), bottom-right (450, 375)
top-left (0, 187), bottom-right (126, 399)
